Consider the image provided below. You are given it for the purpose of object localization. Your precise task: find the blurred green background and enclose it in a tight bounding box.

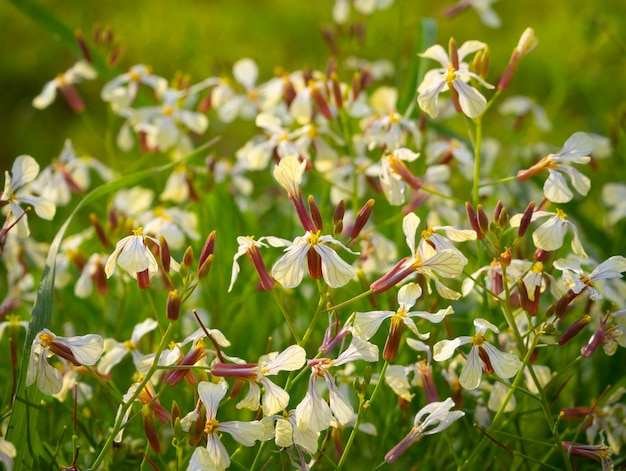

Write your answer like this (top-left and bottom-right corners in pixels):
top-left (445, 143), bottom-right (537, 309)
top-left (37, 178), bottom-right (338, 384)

top-left (1, 0), bottom-right (625, 173)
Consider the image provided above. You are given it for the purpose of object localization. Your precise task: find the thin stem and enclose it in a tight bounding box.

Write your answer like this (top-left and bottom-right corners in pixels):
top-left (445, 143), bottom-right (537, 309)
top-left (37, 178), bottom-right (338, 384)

top-left (300, 281), bottom-right (329, 347)
top-left (271, 290), bottom-right (301, 344)
top-left (479, 175), bottom-right (517, 188)
top-left (88, 323), bottom-right (174, 471)
top-left (472, 116), bottom-right (482, 205)
top-left (336, 361), bottom-right (388, 471)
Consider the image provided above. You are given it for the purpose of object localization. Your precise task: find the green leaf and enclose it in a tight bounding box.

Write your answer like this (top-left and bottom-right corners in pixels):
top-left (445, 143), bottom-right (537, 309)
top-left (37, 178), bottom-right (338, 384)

top-left (5, 138), bottom-right (218, 471)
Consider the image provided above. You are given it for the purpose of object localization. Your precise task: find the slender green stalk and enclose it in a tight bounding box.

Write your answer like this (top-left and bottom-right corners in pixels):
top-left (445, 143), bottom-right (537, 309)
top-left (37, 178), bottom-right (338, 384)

top-left (88, 322), bottom-right (174, 471)
top-left (336, 361), bottom-right (388, 471)
top-left (271, 290), bottom-right (301, 343)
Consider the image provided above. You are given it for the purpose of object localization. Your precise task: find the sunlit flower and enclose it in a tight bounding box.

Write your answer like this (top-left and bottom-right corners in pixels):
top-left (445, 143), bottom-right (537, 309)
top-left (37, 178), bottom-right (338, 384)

top-left (211, 345), bottom-right (306, 415)
top-left (425, 138), bottom-right (474, 173)
top-left (271, 230), bottom-right (358, 288)
top-left (273, 410), bottom-right (320, 456)
top-left (444, 0), bottom-right (501, 29)
top-left (33, 60), bottom-right (97, 111)
top-left (354, 282), bottom-right (453, 360)
top-left (104, 228), bottom-right (164, 288)
top-left (553, 256), bottom-right (626, 302)
top-left (296, 337), bottom-right (378, 432)
top-left (189, 381), bottom-right (265, 470)
top-left (74, 253), bottom-right (109, 298)
top-left (140, 206), bottom-right (199, 250)
top-left (377, 147), bottom-right (422, 205)
top-left (417, 39), bottom-right (493, 118)
top-left (510, 208), bottom-right (587, 257)
top-left (517, 132), bottom-right (593, 203)
top-left (229, 235), bottom-right (289, 292)
top-left (433, 318), bottom-right (522, 390)
top-left (26, 328), bottom-right (103, 395)
top-left (1, 155), bottom-right (56, 237)
top-left (384, 397), bottom-right (464, 463)
top-left (370, 213), bottom-right (467, 296)
top-left (98, 318), bottom-right (159, 375)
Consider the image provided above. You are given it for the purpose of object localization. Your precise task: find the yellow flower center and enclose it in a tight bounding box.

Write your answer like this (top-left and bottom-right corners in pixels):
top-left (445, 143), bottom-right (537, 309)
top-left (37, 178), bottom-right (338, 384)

top-left (308, 230), bottom-right (322, 246)
top-left (470, 331), bottom-right (486, 347)
top-left (555, 208), bottom-right (567, 219)
top-left (205, 418), bottom-right (220, 434)
top-left (389, 111), bottom-right (401, 124)
top-left (124, 340), bottom-right (137, 351)
top-left (162, 106), bottom-right (174, 116)
top-left (445, 66), bottom-right (456, 84)
top-left (132, 227), bottom-right (144, 236)
top-left (421, 227), bottom-right (435, 239)
top-left (531, 262), bottom-right (544, 273)
top-left (38, 332), bottom-right (55, 348)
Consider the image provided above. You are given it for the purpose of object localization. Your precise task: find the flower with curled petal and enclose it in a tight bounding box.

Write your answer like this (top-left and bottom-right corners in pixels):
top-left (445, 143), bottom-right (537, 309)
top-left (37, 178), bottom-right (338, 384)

top-left (433, 318), bottom-right (522, 390)
top-left (417, 39), bottom-right (493, 118)
top-left (271, 230), bottom-right (359, 288)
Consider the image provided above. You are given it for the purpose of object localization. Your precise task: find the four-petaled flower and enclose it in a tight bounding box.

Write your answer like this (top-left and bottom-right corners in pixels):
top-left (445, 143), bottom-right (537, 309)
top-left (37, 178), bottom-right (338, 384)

top-left (553, 255), bottom-right (626, 301)
top-left (417, 39), bottom-right (494, 118)
top-left (188, 381), bottom-right (265, 471)
top-left (26, 328), bottom-right (104, 395)
top-left (516, 132), bottom-right (593, 203)
top-left (433, 318), bottom-right (522, 390)
top-left (271, 230), bottom-right (358, 288)
top-left (384, 397), bottom-right (464, 463)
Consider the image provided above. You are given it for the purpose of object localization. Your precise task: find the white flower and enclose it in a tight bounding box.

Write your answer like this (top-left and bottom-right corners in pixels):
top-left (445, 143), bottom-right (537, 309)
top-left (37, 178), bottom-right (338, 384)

top-left (433, 318), bottom-right (522, 390)
top-left (510, 208), bottom-right (587, 257)
top-left (271, 230), bottom-right (358, 288)
top-left (98, 318), bottom-right (159, 375)
top-left (384, 397), bottom-right (464, 463)
top-left (212, 345), bottom-right (306, 416)
top-left (498, 95), bottom-right (551, 132)
top-left (1, 155), bottom-right (56, 237)
top-left (229, 235), bottom-right (289, 292)
top-left (378, 147), bottom-right (421, 205)
top-left (105, 228), bottom-right (160, 285)
top-left (417, 40), bottom-right (493, 118)
top-left (517, 132), bottom-right (593, 203)
top-left (191, 381), bottom-right (265, 470)
top-left (295, 337), bottom-right (378, 432)
top-left (26, 329), bottom-right (103, 395)
top-left (553, 256), bottom-right (626, 301)
top-left (33, 60), bottom-right (97, 110)
top-left (370, 213), bottom-right (467, 296)
top-left (354, 282), bottom-right (453, 341)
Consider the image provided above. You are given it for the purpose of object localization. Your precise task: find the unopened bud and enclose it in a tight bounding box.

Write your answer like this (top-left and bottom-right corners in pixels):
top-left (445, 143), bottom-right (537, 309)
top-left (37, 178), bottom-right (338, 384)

top-left (142, 405), bottom-right (160, 453)
top-left (308, 195), bottom-right (324, 231)
top-left (476, 204), bottom-right (489, 235)
top-left (310, 84), bottom-right (333, 120)
top-left (500, 247), bottom-right (511, 267)
top-left (159, 236), bottom-right (171, 273)
top-left (351, 199), bottom-right (375, 240)
top-left (498, 207), bottom-right (509, 228)
top-left (197, 231), bottom-right (216, 278)
top-left (465, 202), bottom-right (484, 239)
top-left (333, 200), bottom-right (345, 235)
top-left (517, 201), bottom-right (536, 237)
top-left (75, 30), bottom-right (92, 64)
top-left (330, 71), bottom-right (343, 109)
top-left (183, 246), bottom-right (194, 270)
top-left (493, 201), bottom-right (504, 222)
top-left (558, 315), bottom-right (591, 345)
top-left (448, 37), bottom-right (459, 71)
top-left (167, 289), bottom-right (181, 321)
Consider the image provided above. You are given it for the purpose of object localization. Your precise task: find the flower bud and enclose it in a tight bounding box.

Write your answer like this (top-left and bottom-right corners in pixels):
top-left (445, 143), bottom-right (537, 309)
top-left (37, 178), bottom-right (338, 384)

top-left (500, 247), bottom-right (511, 267)
top-left (558, 315), bottom-right (591, 345)
top-left (90, 213), bottom-right (110, 248)
top-left (465, 202), bottom-right (484, 239)
top-left (310, 83), bottom-right (333, 120)
top-left (158, 235), bottom-right (171, 273)
top-left (517, 201), bottom-right (536, 237)
top-left (308, 195), bottom-right (324, 231)
top-left (476, 204), bottom-right (489, 235)
top-left (197, 231), bottom-right (216, 279)
top-left (167, 289), bottom-right (181, 321)
top-left (142, 405), bottom-right (160, 453)
top-left (351, 199), bottom-right (375, 240)
top-left (333, 199), bottom-right (345, 235)
top-left (75, 29), bottom-right (92, 64)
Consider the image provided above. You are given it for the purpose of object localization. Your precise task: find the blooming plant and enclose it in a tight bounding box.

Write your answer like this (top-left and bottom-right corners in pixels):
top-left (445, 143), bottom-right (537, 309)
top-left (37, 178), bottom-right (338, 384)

top-left (1, 2), bottom-right (625, 471)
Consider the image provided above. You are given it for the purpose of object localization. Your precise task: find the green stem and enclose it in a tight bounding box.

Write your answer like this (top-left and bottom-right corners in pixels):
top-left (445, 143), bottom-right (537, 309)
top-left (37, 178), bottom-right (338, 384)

top-left (271, 290), bottom-right (301, 343)
top-left (88, 323), bottom-right (174, 470)
top-left (300, 281), bottom-right (329, 347)
top-left (336, 361), bottom-right (388, 471)
top-left (472, 116), bottom-right (483, 205)
top-left (479, 176), bottom-right (517, 188)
